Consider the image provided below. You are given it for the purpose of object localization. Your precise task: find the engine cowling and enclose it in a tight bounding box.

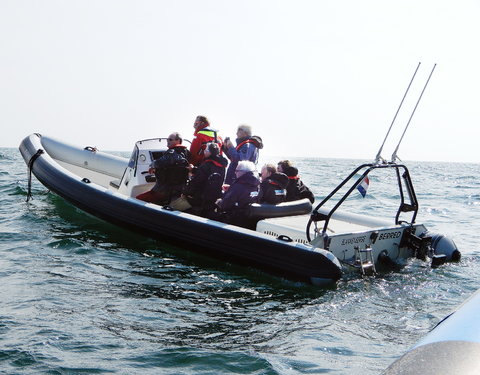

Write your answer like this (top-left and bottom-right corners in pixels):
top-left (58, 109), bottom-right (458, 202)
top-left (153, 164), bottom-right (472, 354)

top-left (429, 233), bottom-right (461, 262)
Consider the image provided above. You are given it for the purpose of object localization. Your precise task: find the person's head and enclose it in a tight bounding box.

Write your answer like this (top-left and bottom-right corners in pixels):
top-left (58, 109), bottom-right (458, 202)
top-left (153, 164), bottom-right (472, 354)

top-left (235, 160), bottom-right (256, 178)
top-left (236, 124), bottom-right (252, 139)
top-left (204, 142), bottom-right (220, 158)
top-left (194, 115), bottom-right (209, 130)
top-left (260, 163), bottom-right (276, 181)
top-left (167, 132), bottom-right (182, 148)
top-left (277, 160), bottom-right (293, 174)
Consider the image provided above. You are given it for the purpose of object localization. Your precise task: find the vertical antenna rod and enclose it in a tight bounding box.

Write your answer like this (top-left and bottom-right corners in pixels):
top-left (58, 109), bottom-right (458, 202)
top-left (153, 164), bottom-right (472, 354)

top-left (375, 62), bottom-right (421, 163)
top-left (391, 63), bottom-right (437, 162)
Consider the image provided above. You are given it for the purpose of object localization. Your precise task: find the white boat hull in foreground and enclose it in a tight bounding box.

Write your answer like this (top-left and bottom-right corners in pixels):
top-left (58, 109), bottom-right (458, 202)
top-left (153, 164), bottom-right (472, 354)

top-left (383, 289), bottom-right (480, 374)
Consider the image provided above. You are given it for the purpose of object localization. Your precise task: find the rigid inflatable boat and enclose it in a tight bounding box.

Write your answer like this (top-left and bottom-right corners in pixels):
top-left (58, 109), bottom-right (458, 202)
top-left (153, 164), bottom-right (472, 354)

top-left (19, 133), bottom-right (460, 285)
top-left (383, 289), bottom-right (480, 374)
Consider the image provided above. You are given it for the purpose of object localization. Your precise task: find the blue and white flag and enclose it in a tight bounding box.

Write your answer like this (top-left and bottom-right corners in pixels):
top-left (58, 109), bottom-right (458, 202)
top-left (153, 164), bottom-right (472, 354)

top-left (357, 176), bottom-right (369, 198)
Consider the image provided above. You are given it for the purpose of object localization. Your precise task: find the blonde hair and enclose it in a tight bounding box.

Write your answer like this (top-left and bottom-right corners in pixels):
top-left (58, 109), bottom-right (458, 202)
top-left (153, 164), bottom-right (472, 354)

top-left (263, 163), bottom-right (276, 175)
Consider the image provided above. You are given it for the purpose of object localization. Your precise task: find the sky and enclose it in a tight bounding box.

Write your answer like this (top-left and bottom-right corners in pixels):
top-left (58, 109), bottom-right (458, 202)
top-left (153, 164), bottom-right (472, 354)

top-left (1, 0), bottom-right (479, 163)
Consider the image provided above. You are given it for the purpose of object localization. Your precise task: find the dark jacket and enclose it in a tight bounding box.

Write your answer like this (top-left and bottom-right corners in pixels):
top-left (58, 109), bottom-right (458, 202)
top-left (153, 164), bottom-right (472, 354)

top-left (183, 154), bottom-right (228, 208)
top-left (217, 171), bottom-right (260, 213)
top-left (283, 166), bottom-right (315, 203)
top-left (151, 145), bottom-right (190, 191)
top-left (257, 172), bottom-right (289, 204)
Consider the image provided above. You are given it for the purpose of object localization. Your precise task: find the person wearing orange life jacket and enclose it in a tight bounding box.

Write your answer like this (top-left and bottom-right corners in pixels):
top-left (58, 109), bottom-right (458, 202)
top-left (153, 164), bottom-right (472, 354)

top-left (189, 115), bottom-right (223, 166)
top-left (277, 160), bottom-right (315, 203)
top-left (223, 124), bottom-right (263, 184)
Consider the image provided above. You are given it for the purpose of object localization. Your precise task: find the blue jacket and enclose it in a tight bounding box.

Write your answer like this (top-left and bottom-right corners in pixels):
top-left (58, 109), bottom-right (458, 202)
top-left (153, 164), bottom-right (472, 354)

top-left (224, 137), bottom-right (260, 184)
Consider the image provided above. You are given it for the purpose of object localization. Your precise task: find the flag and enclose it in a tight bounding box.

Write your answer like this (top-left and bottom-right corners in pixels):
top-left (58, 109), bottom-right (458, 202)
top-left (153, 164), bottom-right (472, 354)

top-left (357, 176), bottom-right (369, 198)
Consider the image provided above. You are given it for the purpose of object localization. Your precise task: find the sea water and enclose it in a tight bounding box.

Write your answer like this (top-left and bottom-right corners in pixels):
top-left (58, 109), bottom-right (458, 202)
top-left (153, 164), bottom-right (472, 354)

top-left (1, 147), bottom-right (479, 374)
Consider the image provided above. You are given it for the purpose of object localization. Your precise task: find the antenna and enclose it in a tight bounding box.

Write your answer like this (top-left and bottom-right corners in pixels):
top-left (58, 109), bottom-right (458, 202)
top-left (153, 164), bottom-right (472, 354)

top-left (391, 63), bottom-right (437, 162)
top-left (375, 62), bottom-right (421, 163)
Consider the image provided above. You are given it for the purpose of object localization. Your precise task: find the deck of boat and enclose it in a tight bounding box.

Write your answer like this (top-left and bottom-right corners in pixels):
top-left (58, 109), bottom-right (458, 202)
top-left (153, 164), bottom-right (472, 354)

top-left (256, 214), bottom-right (381, 244)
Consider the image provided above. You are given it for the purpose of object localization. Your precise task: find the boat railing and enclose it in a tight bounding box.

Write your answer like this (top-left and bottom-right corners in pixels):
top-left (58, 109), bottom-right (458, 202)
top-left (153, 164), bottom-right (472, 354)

top-left (306, 162), bottom-right (419, 242)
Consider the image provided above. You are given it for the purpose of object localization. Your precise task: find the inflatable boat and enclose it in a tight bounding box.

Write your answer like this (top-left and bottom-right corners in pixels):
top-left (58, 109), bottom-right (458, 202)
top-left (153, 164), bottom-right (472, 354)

top-left (383, 289), bottom-right (480, 374)
top-left (19, 133), bottom-right (460, 285)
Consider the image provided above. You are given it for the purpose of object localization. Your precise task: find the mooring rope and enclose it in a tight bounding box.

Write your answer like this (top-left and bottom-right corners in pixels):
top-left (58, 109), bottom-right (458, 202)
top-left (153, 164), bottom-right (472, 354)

top-left (26, 149), bottom-right (44, 202)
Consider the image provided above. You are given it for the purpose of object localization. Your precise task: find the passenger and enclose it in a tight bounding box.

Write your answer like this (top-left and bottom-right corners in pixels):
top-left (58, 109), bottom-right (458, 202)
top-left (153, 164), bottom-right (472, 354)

top-left (277, 160), bottom-right (315, 203)
top-left (189, 115), bottom-right (223, 166)
top-left (215, 160), bottom-right (260, 226)
top-left (223, 124), bottom-right (263, 184)
top-left (136, 132), bottom-right (190, 204)
top-left (257, 163), bottom-right (289, 204)
top-left (182, 142), bottom-right (228, 217)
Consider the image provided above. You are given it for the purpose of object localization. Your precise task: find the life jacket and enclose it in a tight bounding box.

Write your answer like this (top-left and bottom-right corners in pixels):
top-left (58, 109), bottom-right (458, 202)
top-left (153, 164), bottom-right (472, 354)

top-left (270, 172), bottom-right (289, 189)
top-left (235, 135), bottom-right (263, 151)
top-left (197, 128), bottom-right (222, 155)
top-left (198, 128), bottom-right (219, 142)
top-left (203, 158), bottom-right (226, 168)
top-left (268, 172), bottom-right (288, 199)
top-left (282, 166), bottom-right (298, 178)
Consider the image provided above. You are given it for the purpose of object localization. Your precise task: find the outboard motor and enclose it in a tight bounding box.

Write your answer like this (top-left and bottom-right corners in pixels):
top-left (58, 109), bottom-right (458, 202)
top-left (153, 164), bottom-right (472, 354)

top-left (429, 233), bottom-right (461, 262)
